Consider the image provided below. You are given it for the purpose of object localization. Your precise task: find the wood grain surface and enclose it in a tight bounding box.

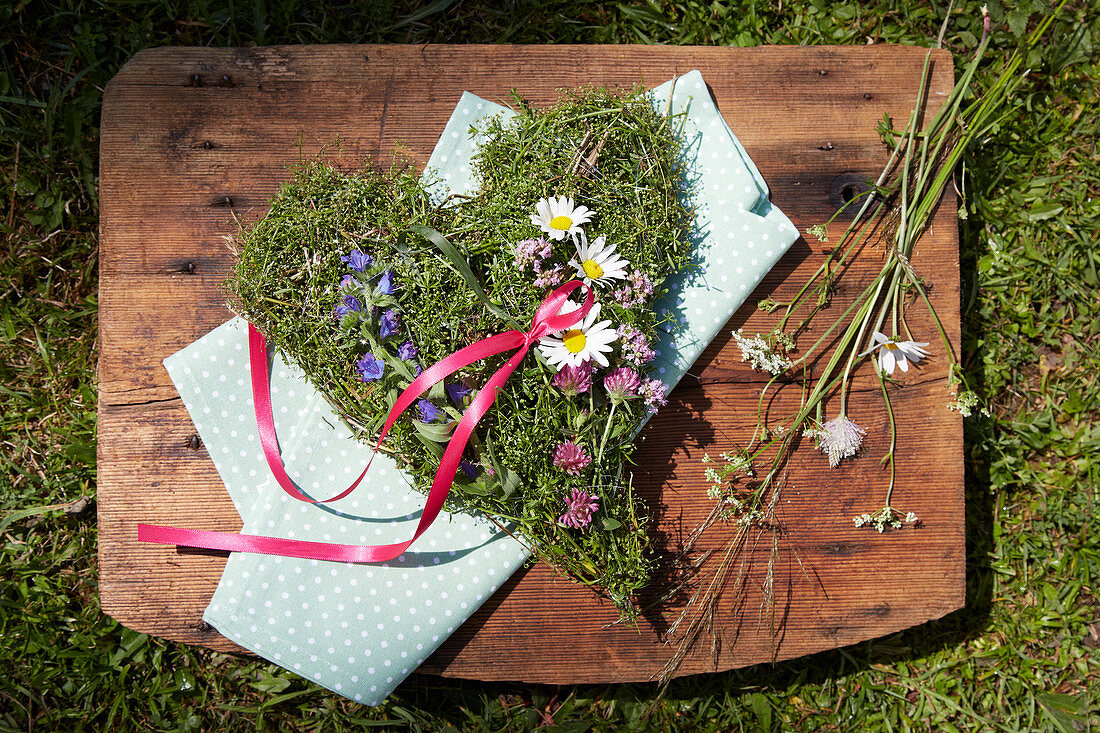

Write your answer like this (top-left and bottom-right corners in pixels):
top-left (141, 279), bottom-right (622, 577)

top-left (97, 44), bottom-right (963, 683)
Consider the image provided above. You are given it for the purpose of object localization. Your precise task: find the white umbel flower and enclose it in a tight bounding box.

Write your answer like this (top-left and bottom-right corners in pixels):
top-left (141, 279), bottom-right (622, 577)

top-left (568, 233), bottom-right (629, 287)
top-left (530, 196), bottom-right (593, 242)
top-left (861, 331), bottom-right (930, 375)
top-left (537, 301), bottom-right (617, 369)
top-left (732, 329), bottom-right (792, 375)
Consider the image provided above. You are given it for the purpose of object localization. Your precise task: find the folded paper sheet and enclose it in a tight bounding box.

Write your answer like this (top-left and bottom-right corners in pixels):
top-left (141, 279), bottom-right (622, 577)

top-left (162, 70), bottom-right (798, 704)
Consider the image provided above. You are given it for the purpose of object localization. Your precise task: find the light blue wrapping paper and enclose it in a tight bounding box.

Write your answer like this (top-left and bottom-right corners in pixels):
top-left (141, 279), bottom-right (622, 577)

top-left (162, 70), bottom-right (798, 704)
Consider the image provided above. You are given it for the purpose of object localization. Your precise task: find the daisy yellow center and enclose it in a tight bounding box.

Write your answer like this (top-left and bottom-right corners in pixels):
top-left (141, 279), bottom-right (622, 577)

top-left (549, 215), bottom-right (573, 230)
top-left (562, 329), bottom-right (587, 354)
top-left (883, 342), bottom-right (899, 351)
top-left (582, 259), bottom-right (604, 280)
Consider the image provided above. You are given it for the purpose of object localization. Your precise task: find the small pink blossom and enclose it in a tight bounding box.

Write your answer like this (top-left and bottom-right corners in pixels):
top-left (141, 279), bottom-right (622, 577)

top-left (514, 237), bottom-right (552, 268)
top-left (553, 440), bottom-right (591, 475)
top-left (603, 367), bottom-right (641, 401)
top-left (641, 377), bottom-right (668, 414)
top-left (552, 362), bottom-right (593, 396)
top-left (610, 270), bottom-right (655, 307)
top-left (629, 270), bottom-right (654, 297)
top-left (533, 264), bottom-right (567, 289)
top-left (616, 325), bottom-right (656, 365)
top-left (559, 489), bottom-right (600, 529)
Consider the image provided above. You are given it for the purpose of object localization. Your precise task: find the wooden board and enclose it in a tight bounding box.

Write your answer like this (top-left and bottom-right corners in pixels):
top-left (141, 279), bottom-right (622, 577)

top-left (98, 44), bottom-right (962, 683)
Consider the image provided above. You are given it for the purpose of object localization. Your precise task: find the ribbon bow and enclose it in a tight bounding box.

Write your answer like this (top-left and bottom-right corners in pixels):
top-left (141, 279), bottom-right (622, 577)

top-left (138, 280), bottom-right (594, 563)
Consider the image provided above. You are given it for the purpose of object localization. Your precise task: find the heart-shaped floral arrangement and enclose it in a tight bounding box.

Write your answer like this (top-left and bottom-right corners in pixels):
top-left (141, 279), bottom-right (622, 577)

top-left (227, 87), bottom-right (692, 612)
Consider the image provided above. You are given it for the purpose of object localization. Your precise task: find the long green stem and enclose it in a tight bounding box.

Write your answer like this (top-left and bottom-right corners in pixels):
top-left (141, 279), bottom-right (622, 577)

top-left (877, 369), bottom-right (898, 507)
top-left (596, 400), bottom-right (619, 467)
top-left (838, 273), bottom-right (889, 415)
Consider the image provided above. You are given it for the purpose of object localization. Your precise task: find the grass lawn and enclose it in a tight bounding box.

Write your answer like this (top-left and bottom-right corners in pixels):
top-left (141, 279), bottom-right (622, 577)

top-left (2, 0), bottom-right (1098, 730)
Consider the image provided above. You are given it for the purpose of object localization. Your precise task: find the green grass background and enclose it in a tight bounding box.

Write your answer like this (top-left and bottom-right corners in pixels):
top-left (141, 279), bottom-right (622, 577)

top-left (2, 0), bottom-right (1097, 730)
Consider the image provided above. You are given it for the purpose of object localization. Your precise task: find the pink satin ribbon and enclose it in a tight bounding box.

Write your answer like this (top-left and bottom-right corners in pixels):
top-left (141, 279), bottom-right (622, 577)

top-left (138, 280), bottom-right (593, 563)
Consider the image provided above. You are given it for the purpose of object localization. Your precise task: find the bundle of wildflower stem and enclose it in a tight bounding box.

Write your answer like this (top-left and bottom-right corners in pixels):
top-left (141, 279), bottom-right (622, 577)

top-left (660, 6), bottom-right (1063, 680)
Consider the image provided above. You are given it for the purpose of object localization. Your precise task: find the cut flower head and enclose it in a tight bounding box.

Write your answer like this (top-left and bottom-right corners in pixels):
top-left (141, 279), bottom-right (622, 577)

top-left (537, 301), bottom-right (617, 369)
top-left (861, 331), bottom-right (930, 375)
top-left (569, 233), bottom-right (629, 287)
top-left (559, 488), bottom-right (600, 529)
top-left (810, 415), bottom-right (867, 468)
top-left (531, 196), bottom-right (593, 242)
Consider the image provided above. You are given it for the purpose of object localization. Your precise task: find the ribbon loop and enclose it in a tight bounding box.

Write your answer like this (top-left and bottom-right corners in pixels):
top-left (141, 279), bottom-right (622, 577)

top-left (139, 280), bottom-right (594, 564)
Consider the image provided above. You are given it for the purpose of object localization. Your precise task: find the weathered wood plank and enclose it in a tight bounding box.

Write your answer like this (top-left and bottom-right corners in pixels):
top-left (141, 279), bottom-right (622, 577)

top-left (98, 44), bottom-right (962, 683)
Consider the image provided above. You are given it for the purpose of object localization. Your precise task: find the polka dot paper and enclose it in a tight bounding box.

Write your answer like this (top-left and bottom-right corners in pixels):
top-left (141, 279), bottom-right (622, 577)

top-left (164, 319), bottom-right (526, 704)
top-left (161, 70), bottom-right (798, 706)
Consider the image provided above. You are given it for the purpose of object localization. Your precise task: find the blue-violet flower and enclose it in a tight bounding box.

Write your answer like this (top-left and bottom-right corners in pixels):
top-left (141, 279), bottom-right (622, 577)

top-left (446, 383), bottom-right (472, 405)
top-left (356, 353), bottom-right (384, 382)
top-left (379, 309), bottom-right (400, 339)
top-left (376, 269), bottom-right (397, 295)
top-left (334, 295), bottom-right (363, 319)
top-left (341, 249), bottom-right (373, 273)
top-left (417, 399), bottom-right (443, 423)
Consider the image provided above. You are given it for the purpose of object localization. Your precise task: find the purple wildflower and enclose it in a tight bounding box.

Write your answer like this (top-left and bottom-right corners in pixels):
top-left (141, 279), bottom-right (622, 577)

top-left (551, 362), bottom-right (593, 397)
top-left (603, 367), bottom-right (641, 401)
top-left (355, 353), bottom-right (384, 382)
top-left (334, 294), bottom-right (363, 320)
top-left (559, 489), bottom-right (599, 529)
top-left (552, 440), bottom-right (591, 475)
top-left (629, 270), bottom-right (654, 297)
top-left (612, 287), bottom-right (635, 307)
top-left (459, 460), bottom-right (479, 478)
top-left (617, 325), bottom-right (656, 365)
top-left (641, 377), bottom-right (668, 414)
top-left (397, 341), bottom-right (418, 361)
top-left (611, 270), bottom-right (655, 308)
top-left (514, 237), bottom-right (553, 268)
top-left (446, 383), bottom-right (472, 405)
top-left (341, 249), bottom-right (373, 273)
top-left (375, 269), bottom-right (397, 295)
top-left (533, 264), bottom-right (567, 289)
top-left (417, 399), bottom-right (443, 423)
top-left (379, 308), bottom-right (400, 339)
top-left (338, 274), bottom-right (361, 291)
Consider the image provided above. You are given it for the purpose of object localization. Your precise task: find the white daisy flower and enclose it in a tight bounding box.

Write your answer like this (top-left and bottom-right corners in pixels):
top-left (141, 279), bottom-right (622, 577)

top-left (860, 331), bottom-right (930, 375)
top-left (569, 233), bottom-right (629, 287)
top-left (537, 301), bottom-right (618, 369)
top-left (530, 196), bottom-right (593, 242)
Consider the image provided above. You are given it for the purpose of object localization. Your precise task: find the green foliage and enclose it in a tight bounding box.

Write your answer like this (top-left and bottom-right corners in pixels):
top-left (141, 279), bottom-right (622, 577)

top-left (226, 88), bottom-right (690, 609)
top-left (2, 0), bottom-right (1098, 730)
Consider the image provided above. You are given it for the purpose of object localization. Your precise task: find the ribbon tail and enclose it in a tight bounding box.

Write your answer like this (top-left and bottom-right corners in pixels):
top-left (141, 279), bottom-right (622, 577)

top-left (403, 343), bottom-right (532, 552)
top-left (250, 323), bottom-right (367, 504)
top-left (137, 523), bottom-right (418, 563)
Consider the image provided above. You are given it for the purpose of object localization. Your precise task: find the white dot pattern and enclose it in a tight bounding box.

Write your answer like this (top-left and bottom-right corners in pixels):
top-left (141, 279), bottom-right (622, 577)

top-left (165, 317), bottom-right (529, 706)
top-left (639, 71), bottom-right (798, 414)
